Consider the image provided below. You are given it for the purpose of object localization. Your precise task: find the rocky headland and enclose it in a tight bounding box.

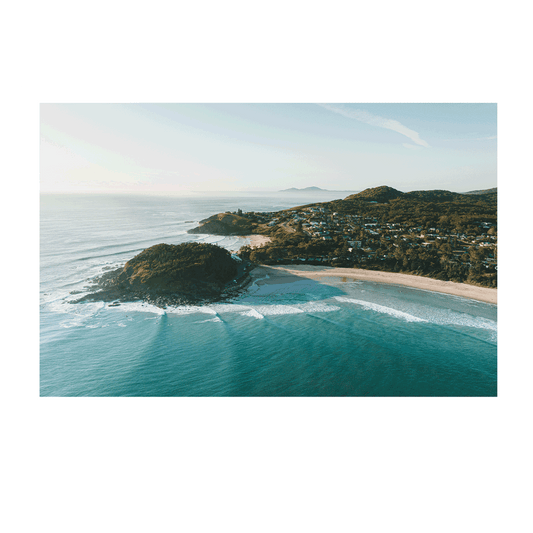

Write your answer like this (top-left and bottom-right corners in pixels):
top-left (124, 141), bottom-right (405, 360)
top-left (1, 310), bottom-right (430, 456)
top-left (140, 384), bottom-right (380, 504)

top-left (187, 212), bottom-right (259, 235)
top-left (72, 242), bottom-right (251, 308)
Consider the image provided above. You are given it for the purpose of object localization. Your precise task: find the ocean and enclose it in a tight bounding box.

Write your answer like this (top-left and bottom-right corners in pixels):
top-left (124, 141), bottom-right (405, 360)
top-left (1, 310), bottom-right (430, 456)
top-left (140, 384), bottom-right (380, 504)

top-left (40, 193), bottom-right (497, 396)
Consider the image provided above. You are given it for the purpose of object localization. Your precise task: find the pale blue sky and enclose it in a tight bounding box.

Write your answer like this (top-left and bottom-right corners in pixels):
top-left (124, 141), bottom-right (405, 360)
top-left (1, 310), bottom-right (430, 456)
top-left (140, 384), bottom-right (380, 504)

top-left (40, 103), bottom-right (496, 193)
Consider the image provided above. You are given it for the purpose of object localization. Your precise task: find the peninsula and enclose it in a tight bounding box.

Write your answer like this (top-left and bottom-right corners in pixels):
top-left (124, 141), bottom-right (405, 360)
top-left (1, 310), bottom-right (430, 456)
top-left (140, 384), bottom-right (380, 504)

top-left (189, 185), bottom-right (497, 291)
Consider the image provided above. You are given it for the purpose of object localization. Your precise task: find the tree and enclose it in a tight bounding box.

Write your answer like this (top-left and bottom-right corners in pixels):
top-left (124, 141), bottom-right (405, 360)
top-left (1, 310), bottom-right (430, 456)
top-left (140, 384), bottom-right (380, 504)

top-left (438, 214), bottom-right (450, 227)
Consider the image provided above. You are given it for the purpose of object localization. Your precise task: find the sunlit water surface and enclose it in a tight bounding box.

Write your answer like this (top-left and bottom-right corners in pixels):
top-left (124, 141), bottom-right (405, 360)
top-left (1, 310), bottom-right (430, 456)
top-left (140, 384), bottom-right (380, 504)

top-left (40, 193), bottom-right (497, 396)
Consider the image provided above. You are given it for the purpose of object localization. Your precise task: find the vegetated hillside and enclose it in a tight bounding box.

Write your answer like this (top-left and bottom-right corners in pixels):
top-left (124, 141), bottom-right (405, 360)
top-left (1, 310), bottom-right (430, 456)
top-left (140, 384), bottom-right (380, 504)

top-left (119, 243), bottom-right (237, 287)
top-left (404, 189), bottom-right (469, 202)
top-left (73, 243), bottom-right (240, 307)
top-left (463, 187), bottom-right (497, 195)
top-left (237, 184), bottom-right (497, 288)
top-left (188, 212), bottom-right (256, 235)
top-left (344, 185), bottom-right (404, 203)
top-left (324, 185), bottom-right (497, 228)
top-left (403, 188), bottom-right (497, 206)
top-left (343, 185), bottom-right (497, 204)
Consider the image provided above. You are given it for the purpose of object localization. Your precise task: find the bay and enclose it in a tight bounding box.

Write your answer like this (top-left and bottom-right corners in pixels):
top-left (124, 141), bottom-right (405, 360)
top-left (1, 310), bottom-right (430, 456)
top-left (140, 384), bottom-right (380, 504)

top-left (40, 193), bottom-right (497, 396)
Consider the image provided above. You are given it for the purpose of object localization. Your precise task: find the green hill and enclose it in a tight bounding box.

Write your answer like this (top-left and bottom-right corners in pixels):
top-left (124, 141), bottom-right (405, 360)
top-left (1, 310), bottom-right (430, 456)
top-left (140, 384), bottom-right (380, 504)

top-left (344, 186), bottom-right (405, 203)
top-left (187, 213), bottom-right (255, 235)
top-left (343, 185), bottom-right (497, 205)
top-left (464, 187), bottom-right (497, 195)
top-left (118, 243), bottom-right (237, 287)
top-left (73, 242), bottom-right (240, 307)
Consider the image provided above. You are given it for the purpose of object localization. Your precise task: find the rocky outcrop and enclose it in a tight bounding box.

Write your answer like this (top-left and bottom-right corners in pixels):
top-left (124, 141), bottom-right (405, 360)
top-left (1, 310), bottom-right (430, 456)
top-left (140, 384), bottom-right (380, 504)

top-left (187, 213), bottom-right (255, 235)
top-left (72, 242), bottom-right (250, 308)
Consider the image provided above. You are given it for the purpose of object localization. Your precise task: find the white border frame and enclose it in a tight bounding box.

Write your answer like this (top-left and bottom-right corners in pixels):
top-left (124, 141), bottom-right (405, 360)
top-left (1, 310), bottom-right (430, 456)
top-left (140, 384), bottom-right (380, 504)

top-left (18, 84), bottom-right (517, 418)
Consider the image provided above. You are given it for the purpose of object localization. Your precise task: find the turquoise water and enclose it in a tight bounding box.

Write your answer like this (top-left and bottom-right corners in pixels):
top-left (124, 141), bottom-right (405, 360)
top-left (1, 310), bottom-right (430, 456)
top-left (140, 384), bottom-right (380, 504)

top-left (40, 193), bottom-right (497, 396)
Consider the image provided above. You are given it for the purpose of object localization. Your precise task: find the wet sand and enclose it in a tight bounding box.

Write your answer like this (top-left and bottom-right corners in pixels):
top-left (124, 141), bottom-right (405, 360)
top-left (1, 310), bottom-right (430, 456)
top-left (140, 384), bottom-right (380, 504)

top-left (250, 264), bottom-right (497, 304)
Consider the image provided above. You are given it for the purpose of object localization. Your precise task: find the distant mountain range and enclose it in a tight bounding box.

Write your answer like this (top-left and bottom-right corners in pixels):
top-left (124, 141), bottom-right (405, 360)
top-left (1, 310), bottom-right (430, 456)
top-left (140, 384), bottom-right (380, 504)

top-left (279, 186), bottom-right (359, 193)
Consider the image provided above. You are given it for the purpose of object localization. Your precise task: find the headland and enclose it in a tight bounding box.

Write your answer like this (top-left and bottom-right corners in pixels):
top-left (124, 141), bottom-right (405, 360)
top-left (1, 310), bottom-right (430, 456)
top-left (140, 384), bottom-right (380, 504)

top-left (75, 185), bottom-right (497, 308)
top-left (191, 185), bottom-right (497, 293)
top-left (72, 242), bottom-right (252, 308)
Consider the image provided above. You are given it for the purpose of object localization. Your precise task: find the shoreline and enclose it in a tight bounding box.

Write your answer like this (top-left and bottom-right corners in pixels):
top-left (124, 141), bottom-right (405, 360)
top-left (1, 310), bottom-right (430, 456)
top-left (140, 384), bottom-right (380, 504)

top-left (250, 264), bottom-right (497, 304)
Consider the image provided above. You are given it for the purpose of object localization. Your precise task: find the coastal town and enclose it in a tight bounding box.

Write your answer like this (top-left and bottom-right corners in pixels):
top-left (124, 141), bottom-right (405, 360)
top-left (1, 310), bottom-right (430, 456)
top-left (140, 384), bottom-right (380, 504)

top-left (228, 187), bottom-right (497, 288)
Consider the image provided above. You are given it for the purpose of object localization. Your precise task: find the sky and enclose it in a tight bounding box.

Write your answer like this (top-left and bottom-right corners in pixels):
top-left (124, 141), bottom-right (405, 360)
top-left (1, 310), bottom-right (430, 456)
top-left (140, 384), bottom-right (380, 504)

top-left (40, 103), bottom-right (496, 194)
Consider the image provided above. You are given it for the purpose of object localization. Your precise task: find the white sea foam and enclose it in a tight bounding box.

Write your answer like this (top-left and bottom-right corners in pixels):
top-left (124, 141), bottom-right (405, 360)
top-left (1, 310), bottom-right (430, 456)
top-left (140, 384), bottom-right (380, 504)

top-left (52, 300), bottom-right (106, 328)
top-left (258, 305), bottom-right (305, 316)
top-left (238, 302), bottom-right (339, 317)
top-left (396, 284), bottom-right (497, 308)
top-left (53, 298), bottom-right (105, 317)
top-left (425, 311), bottom-right (497, 332)
top-left (209, 304), bottom-right (251, 314)
top-left (165, 305), bottom-right (218, 316)
top-left (203, 236), bottom-right (226, 245)
top-left (42, 293), bottom-right (74, 309)
top-left (334, 295), bottom-right (497, 333)
top-left (299, 302), bottom-right (340, 313)
top-left (115, 301), bottom-right (167, 315)
top-left (334, 297), bottom-right (427, 322)
top-left (240, 309), bottom-right (265, 320)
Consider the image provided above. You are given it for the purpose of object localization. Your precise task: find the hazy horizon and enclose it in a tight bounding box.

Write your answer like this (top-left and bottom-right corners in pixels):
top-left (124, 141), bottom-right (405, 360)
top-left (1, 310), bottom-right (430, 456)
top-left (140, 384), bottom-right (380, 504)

top-left (39, 184), bottom-right (496, 196)
top-left (40, 103), bottom-right (497, 194)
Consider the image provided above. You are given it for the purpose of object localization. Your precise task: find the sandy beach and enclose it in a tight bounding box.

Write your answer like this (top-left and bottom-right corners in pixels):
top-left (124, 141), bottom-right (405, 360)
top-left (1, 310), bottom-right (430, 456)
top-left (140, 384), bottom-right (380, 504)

top-left (250, 264), bottom-right (497, 304)
top-left (230, 235), bottom-right (272, 252)
top-left (247, 235), bottom-right (272, 248)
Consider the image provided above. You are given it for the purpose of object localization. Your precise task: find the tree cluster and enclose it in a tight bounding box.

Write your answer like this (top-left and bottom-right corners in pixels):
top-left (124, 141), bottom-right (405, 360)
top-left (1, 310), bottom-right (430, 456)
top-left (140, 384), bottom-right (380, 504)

top-left (325, 196), bottom-right (496, 231)
top-left (238, 227), bottom-right (497, 288)
top-left (124, 242), bottom-right (238, 286)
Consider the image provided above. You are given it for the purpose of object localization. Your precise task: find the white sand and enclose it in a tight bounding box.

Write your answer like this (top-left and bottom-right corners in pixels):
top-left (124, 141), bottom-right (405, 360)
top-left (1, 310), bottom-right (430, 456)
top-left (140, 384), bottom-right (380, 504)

top-left (250, 264), bottom-right (497, 304)
top-left (246, 235), bottom-right (272, 248)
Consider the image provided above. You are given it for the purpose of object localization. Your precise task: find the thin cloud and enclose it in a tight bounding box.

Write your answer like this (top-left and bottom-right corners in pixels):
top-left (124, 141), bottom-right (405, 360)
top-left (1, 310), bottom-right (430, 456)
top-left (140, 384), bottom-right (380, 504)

top-left (442, 135), bottom-right (497, 141)
top-left (318, 103), bottom-right (430, 148)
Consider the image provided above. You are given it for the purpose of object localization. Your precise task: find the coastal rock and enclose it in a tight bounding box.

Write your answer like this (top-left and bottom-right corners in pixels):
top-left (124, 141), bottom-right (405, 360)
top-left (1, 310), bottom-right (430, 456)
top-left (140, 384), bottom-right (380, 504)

top-left (187, 213), bottom-right (255, 235)
top-left (72, 242), bottom-right (249, 307)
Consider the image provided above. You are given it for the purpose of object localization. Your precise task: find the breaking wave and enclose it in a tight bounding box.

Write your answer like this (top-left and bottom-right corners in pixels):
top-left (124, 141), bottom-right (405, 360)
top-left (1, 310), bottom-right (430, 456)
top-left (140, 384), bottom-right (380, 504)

top-left (334, 297), bottom-right (427, 322)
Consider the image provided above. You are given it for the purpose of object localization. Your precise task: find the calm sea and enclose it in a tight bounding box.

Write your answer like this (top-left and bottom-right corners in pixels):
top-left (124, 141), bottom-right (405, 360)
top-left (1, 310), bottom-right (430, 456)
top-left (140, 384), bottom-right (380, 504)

top-left (40, 193), bottom-right (497, 396)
